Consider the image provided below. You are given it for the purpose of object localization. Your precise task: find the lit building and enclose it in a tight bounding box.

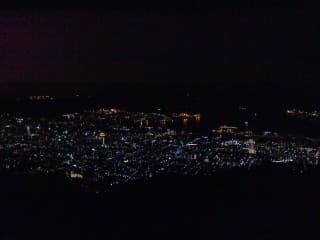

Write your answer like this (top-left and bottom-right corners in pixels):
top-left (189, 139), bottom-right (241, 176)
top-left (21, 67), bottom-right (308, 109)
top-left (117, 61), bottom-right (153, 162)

top-left (247, 139), bottom-right (256, 155)
top-left (183, 118), bottom-right (188, 125)
top-left (217, 125), bottom-right (238, 135)
top-left (70, 172), bottom-right (84, 179)
top-left (172, 113), bottom-right (201, 121)
top-left (160, 119), bottom-right (168, 127)
top-left (99, 132), bottom-right (107, 146)
top-left (26, 126), bottom-right (31, 136)
top-left (244, 131), bottom-right (253, 137)
top-left (29, 96), bottom-right (51, 101)
top-left (194, 114), bottom-right (201, 122)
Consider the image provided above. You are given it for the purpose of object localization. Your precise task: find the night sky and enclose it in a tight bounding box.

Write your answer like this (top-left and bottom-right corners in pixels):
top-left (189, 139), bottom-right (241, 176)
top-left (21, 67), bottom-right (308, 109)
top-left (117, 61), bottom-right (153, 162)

top-left (0, 3), bottom-right (319, 98)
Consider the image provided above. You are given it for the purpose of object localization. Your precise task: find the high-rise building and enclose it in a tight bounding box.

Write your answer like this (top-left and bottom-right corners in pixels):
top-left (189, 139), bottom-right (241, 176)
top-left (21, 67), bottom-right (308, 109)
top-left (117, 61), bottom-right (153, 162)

top-left (26, 126), bottom-right (31, 136)
top-left (247, 139), bottom-right (256, 155)
top-left (99, 132), bottom-right (107, 146)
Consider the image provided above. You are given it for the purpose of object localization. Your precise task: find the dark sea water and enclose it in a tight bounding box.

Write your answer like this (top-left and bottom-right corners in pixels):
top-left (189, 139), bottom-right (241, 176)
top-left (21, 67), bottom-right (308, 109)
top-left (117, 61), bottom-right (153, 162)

top-left (1, 96), bottom-right (320, 137)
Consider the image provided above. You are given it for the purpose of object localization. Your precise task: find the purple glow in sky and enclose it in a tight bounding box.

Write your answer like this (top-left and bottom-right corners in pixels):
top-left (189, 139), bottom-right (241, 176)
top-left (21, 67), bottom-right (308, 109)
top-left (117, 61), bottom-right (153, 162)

top-left (0, 14), bottom-right (33, 82)
top-left (0, 10), bottom-right (318, 90)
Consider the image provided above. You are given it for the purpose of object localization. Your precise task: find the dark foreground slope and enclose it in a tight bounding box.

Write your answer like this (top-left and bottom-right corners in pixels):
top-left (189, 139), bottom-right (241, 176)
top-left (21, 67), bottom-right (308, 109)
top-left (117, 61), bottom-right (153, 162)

top-left (1, 167), bottom-right (320, 240)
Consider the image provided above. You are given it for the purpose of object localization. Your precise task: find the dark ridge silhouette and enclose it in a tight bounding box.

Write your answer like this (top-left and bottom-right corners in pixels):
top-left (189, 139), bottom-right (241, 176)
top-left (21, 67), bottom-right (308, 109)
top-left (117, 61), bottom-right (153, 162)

top-left (1, 166), bottom-right (320, 239)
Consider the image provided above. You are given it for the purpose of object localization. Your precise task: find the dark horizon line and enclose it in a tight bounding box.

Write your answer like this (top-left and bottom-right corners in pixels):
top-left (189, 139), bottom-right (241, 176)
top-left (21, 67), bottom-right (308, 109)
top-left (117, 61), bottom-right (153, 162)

top-left (0, 1), bottom-right (309, 11)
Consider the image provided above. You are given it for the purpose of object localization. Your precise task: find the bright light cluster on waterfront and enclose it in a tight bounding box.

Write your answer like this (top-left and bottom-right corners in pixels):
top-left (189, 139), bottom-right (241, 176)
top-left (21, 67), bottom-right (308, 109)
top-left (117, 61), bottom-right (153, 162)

top-left (287, 109), bottom-right (320, 118)
top-left (29, 96), bottom-right (53, 101)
